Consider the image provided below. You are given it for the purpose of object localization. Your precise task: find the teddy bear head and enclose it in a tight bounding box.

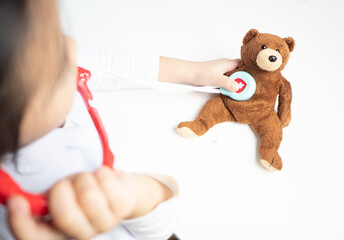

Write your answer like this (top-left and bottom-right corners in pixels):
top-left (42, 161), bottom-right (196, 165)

top-left (240, 29), bottom-right (295, 72)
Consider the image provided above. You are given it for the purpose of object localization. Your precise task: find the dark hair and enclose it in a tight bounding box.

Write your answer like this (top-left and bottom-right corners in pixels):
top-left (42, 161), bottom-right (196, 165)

top-left (0, 0), bottom-right (29, 157)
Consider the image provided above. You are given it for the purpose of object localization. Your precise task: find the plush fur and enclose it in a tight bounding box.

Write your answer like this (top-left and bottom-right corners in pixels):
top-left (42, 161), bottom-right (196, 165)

top-left (177, 29), bottom-right (295, 171)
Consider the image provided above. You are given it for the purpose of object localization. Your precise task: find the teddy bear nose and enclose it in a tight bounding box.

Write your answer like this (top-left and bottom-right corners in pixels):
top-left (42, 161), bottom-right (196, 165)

top-left (269, 56), bottom-right (277, 62)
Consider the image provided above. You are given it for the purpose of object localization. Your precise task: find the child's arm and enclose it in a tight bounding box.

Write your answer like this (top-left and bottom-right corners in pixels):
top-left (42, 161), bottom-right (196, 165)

top-left (158, 56), bottom-right (240, 92)
top-left (7, 167), bottom-right (176, 240)
top-left (78, 48), bottom-right (240, 92)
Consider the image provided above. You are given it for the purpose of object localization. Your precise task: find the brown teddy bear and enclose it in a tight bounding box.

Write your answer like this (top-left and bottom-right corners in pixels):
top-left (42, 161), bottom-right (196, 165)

top-left (177, 29), bottom-right (295, 171)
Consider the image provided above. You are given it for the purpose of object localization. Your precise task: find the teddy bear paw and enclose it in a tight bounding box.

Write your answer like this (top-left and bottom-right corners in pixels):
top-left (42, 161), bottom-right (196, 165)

top-left (177, 126), bottom-right (198, 138)
top-left (260, 151), bottom-right (283, 171)
top-left (260, 159), bottom-right (280, 171)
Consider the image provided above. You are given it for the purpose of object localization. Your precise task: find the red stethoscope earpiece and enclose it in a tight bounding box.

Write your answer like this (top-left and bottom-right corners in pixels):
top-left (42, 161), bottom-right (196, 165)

top-left (0, 67), bottom-right (114, 216)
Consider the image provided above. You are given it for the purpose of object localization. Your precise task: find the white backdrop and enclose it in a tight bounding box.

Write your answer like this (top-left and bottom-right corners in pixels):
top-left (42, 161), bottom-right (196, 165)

top-left (59, 1), bottom-right (344, 239)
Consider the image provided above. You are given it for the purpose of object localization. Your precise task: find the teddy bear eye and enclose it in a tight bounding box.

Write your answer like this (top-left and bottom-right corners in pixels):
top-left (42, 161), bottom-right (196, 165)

top-left (261, 45), bottom-right (267, 50)
top-left (276, 49), bottom-right (280, 53)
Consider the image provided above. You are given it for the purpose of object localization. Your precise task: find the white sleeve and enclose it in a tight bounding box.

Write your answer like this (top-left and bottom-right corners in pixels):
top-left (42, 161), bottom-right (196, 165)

top-left (0, 206), bottom-right (15, 240)
top-left (121, 174), bottom-right (179, 240)
top-left (77, 47), bottom-right (160, 90)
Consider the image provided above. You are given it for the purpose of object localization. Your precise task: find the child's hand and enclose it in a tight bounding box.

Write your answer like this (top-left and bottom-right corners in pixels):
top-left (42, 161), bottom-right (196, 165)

top-left (159, 56), bottom-right (241, 92)
top-left (191, 58), bottom-right (241, 92)
top-left (7, 167), bottom-right (172, 240)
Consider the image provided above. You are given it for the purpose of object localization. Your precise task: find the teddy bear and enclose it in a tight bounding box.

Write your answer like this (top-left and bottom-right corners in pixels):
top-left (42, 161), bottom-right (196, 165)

top-left (177, 29), bottom-right (295, 171)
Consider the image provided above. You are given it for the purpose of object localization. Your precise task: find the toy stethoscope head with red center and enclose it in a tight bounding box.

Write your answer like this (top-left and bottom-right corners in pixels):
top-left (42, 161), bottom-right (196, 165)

top-left (0, 67), bottom-right (114, 216)
top-left (220, 71), bottom-right (256, 101)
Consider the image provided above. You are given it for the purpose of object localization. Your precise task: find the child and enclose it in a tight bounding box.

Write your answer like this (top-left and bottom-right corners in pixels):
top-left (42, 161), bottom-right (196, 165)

top-left (0, 0), bottom-right (239, 239)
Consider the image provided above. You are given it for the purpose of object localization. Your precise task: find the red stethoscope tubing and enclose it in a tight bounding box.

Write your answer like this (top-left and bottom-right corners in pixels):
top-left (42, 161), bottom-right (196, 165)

top-left (77, 67), bottom-right (114, 168)
top-left (0, 67), bottom-right (114, 216)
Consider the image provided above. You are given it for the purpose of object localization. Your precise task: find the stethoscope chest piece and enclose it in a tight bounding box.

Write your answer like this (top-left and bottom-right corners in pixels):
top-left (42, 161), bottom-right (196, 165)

top-left (220, 71), bottom-right (256, 101)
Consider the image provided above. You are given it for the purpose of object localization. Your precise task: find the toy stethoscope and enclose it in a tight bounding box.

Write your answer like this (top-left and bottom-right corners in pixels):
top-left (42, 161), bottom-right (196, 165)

top-left (0, 67), bottom-right (114, 216)
top-left (0, 67), bottom-right (255, 216)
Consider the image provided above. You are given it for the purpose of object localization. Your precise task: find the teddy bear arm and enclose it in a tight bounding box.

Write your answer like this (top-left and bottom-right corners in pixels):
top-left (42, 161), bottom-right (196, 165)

top-left (277, 78), bottom-right (292, 128)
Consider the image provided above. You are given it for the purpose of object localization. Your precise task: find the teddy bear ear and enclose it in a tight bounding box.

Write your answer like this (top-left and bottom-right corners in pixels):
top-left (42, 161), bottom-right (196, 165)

top-left (243, 29), bottom-right (259, 44)
top-left (283, 37), bottom-right (295, 52)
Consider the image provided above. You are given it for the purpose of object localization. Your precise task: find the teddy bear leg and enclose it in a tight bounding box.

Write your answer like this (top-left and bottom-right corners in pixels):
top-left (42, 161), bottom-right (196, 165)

top-left (177, 96), bottom-right (235, 138)
top-left (252, 112), bottom-right (283, 171)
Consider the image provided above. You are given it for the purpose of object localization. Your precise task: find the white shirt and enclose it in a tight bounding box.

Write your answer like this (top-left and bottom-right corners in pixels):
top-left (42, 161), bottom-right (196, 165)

top-left (0, 48), bottom-right (178, 240)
